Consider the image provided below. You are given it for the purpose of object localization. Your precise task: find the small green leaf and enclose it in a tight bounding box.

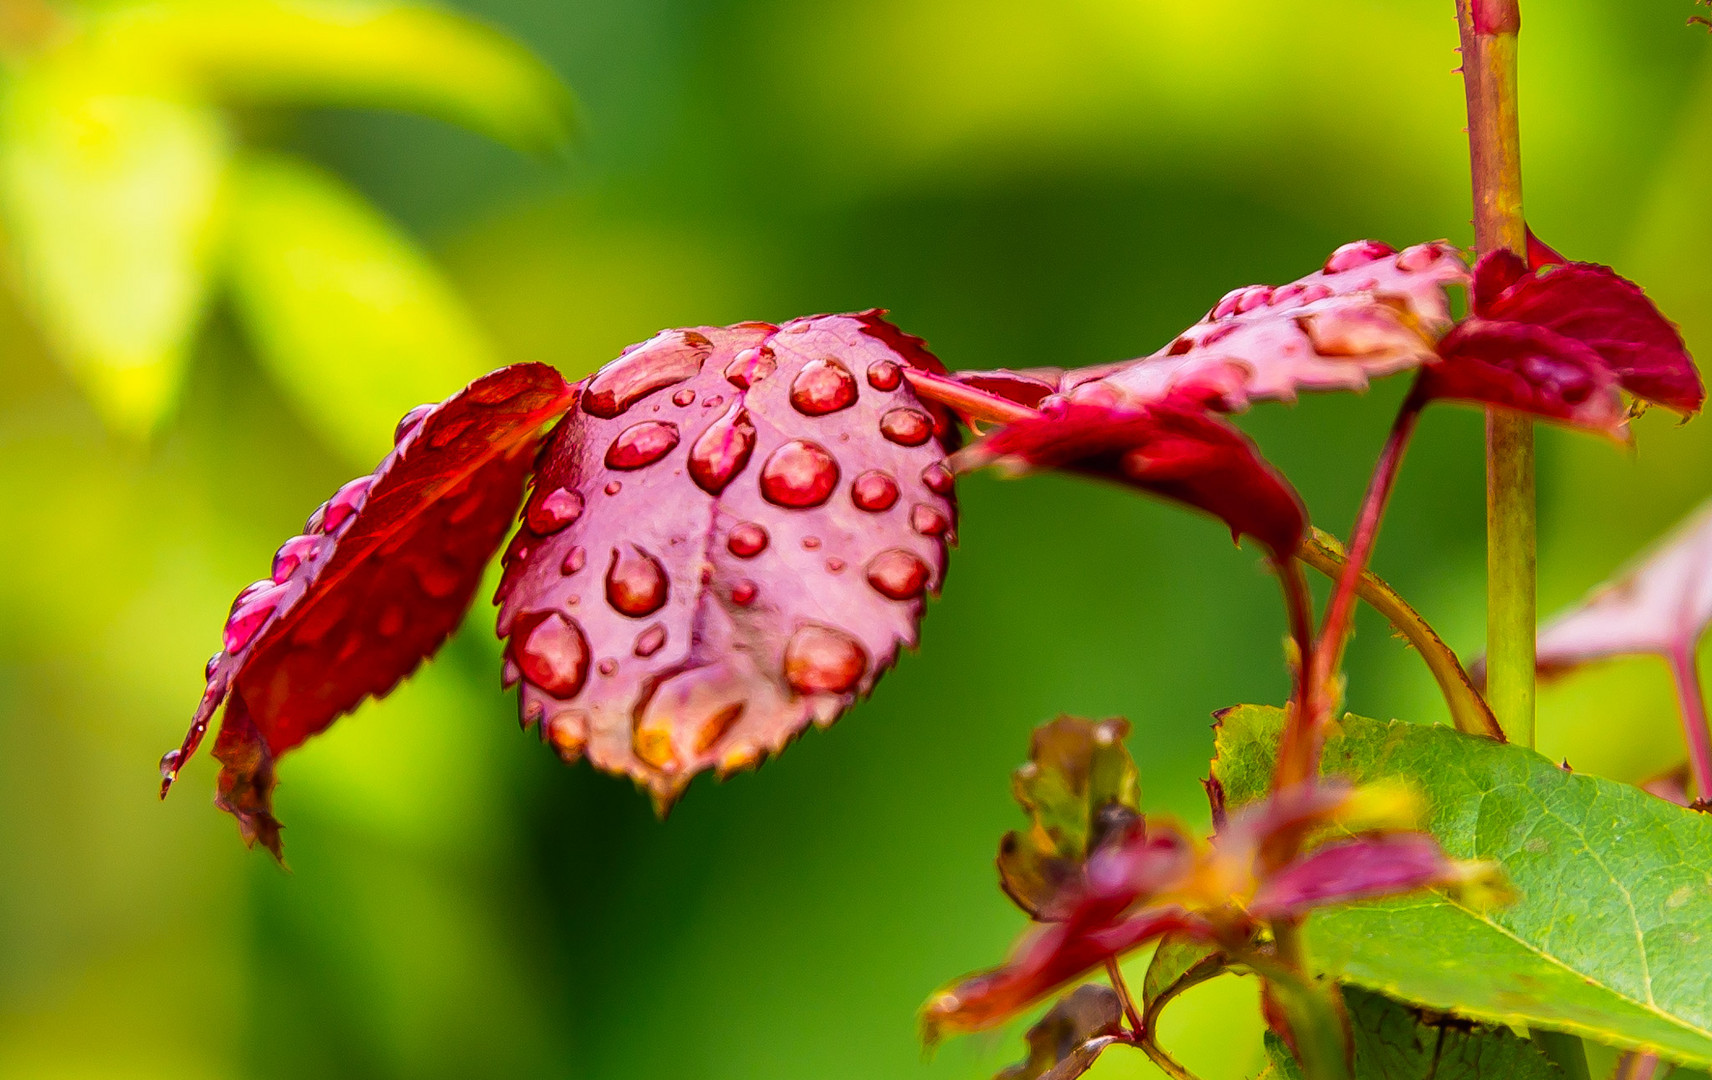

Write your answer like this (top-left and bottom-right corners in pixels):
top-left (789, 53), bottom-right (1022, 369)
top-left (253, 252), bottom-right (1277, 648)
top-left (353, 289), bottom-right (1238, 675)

top-left (1262, 987), bottom-right (1565, 1080)
top-left (0, 65), bottom-right (228, 435)
top-left (225, 152), bottom-right (496, 463)
top-left (88, 0), bottom-right (574, 153)
top-left (1141, 934), bottom-right (1230, 1036)
top-left (1215, 706), bottom-right (1712, 1068)
top-left (999, 716), bottom-right (1140, 919)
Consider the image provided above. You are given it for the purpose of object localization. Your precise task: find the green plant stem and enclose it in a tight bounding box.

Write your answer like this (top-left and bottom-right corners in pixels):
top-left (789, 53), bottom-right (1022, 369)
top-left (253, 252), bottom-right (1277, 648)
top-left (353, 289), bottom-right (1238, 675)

top-left (1298, 530), bottom-right (1503, 740)
top-left (1264, 925), bottom-right (1353, 1080)
top-left (1457, 0), bottom-right (1536, 749)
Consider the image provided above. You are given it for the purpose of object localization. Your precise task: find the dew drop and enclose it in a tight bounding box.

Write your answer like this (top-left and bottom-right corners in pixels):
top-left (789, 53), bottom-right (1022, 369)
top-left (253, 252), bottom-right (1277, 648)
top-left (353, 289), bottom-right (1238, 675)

top-left (866, 549), bottom-right (930, 600)
top-left (728, 522), bottom-right (769, 558)
top-left (561, 546), bottom-right (587, 575)
top-left (231, 579), bottom-right (273, 614)
top-left (1211, 287), bottom-right (1247, 320)
top-left (394, 403), bottom-right (433, 444)
top-left (583, 331), bottom-right (711, 417)
top-left (850, 469), bottom-right (900, 511)
top-left (731, 579), bottom-right (758, 606)
top-left (920, 462), bottom-right (954, 495)
top-left (605, 546), bottom-right (670, 617)
top-left (802, 536), bottom-right (821, 550)
top-left (911, 504), bottom-right (952, 537)
top-left (598, 658), bottom-right (618, 676)
top-left (225, 583), bottom-right (290, 652)
top-left (634, 623), bottom-right (667, 657)
top-left (1234, 285), bottom-right (1273, 314)
top-left (688, 406), bottom-right (758, 494)
top-left (879, 408), bottom-right (933, 447)
top-left (783, 625), bottom-right (868, 695)
top-left (271, 534), bottom-right (319, 583)
top-left (789, 357), bottom-right (859, 415)
top-left (606, 420), bottom-right (680, 469)
top-left (605, 481), bottom-right (623, 496)
top-left (548, 710), bottom-right (588, 760)
top-left (204, 653), bottom-right (222, 680)
top-left (867, 359), bottom-right (902, 391)
top-left (759, 440), bottom-right (840, 507)
top-left (672, 388), bottom-right (696, 406)
top-left (513, 612), bottom-right (591, 698)
top-left (703, 394), bottom-right (725, 409)
top-left (1323, 239), bottom-right (1396, 274)
top-left (724, 346), bottom-right (777, 388)
top-left (1395, 242), bottom-right (1444, 272)
top-left (322, 476), bottom-right (373, 534)
top-left (159, 747), bottom-right (183, 781)
top-left (527, 487), bottom-right (585, 534)
top-left (825, 557), bottom-right (845, 573)
top-left (304, 502), bottom-right (327, 534)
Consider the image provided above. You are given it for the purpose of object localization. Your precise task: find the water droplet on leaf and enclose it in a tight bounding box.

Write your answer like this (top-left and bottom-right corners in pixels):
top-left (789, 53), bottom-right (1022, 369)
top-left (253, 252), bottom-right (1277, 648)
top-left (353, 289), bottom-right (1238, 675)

top-left (606, 421), bottom-right (680, 469)
top-left (527, 487), bottom-right (585, 533)
top-left (920, 462), bottom-right (954, 495)
top-left (394, 404), bottom-right (433, 444)
top-left (789, 357), bottom-right (859, 415)
top-left (514, 612), bottom-right (591, 699)
top-left (731, 579), bottom-right (758, 606)
top-left (760, 440), bottom-right (840, 507)
top-left (879, 408), bottom-right (933, 446)
top-left (911, 504), bottom-right (951, 537)
top-left (728, 522), bottom-right (769, 557)
top-left (688, 406), bottom-right (758, 494)
top-left (605, 546), bottom-right (670, 617)
top-left (866, 548), bottom-right (930, 600)
top-left (783, 625), bottom-right (868, 694)
top-left (851, 470), bottom-right (899, 511)
top-left (867, 360), bottom-right (902, 390)
top-left (634, 623), bottom-right (667, 657)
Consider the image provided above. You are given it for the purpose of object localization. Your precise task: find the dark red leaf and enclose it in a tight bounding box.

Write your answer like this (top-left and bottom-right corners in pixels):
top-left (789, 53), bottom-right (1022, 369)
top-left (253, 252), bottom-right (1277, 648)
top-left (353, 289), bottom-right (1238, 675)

top-left (163, 364), bottom-right (578, 857)
top-left (1424, 317), bottom-right (1628, 437)
top-left (956, 400), bottom-right (1307, 560)
top-left (993, 985), bottom-right (1127, 1080)
top-left (496, 314), bottom-right (956, 809)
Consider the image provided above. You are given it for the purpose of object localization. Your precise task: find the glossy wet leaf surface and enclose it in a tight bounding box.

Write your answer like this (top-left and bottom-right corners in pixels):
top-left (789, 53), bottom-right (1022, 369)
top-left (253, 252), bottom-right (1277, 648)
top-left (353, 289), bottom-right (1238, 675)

top-left (496, 313), bottom-right (956, 809)
top-left (1216, 706), bottom-right (1712, 1067)
top-left (165, 364), bottom-right (577, 855)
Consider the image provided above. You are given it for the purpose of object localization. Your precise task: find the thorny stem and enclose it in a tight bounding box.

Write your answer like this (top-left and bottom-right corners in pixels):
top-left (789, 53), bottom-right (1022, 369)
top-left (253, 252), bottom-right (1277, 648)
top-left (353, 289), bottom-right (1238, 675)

top-left (1277, 392), bottom-right (1425, 789)
top-left (1667, 645), bottom-right (1712, 802)
top-left (1298, 530), bottom-right (1503, 740)
top-left (1458, 0), bottom-right (1537, 749)
top-left (1105, 958), bottom-right (1145, 1037)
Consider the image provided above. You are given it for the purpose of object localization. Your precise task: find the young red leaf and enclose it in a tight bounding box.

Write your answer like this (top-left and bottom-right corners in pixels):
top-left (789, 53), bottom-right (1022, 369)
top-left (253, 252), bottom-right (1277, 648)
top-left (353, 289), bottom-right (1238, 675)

top-left (1019, 240), bottom-right (1465, 414)
top-left (993, 984), bottom-right (1128, 1080)
top-left (955, 399), bottom-right (1307, 560)
top-left (163, 364), bottom-right (578, 856)
top-left (495, 314), bottom-right (956, 810)
top-left (1246, 833), bottom-right (1486, 919)
top-left (1423, 317), bottom-right (1628, 437)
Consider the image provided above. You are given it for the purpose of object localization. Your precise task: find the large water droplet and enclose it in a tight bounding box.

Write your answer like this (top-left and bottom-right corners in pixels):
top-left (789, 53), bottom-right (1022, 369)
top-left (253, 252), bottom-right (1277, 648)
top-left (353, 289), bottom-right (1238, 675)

top-left (547, 710), bottom-right (588, 761)
top-left (911, 504), bottom-right (952, 537)
top-left (759, 440), bottom-right (839, 508)
top-left (867, 360), bottom-right (902, 391)
top-left (606, 546), bottom-right (669, 617)
top-left (225, 583), bottom-right (290, 652)
top-left (634, 623), bottom-right (667, 657)
top-left (920, 462), bottom-right (954, 495)
top-left (583, 330), bottom-right (711, 417)
top-left (688, 406), bottom-right (757, 494)
top-left (725, 346), bottom-right (777, 388)
top-left (321, 476), bottom-right (373, 534)
top-left (513, 612), bottom-right (591, 698)
top-left (728, 522), bottom-right (769, 558)
top-left (783, 625), bottom-right (868, 695)
top-left (672, 388), bottom-right (696, 407)
top-left (879, 408), bottom-right (933, 446)
top-left (731, 579), bottom-right (758, 606)
top-left (561, 546), bottom-right (587, 575)
top-left (867, 549), bottom-right (930, 600)
top-left (1395, 242), bottom-right (1445, 272)
top-left (159, 747), bottom-right (183, 781)
top-left (271, 535), bottom-right (319, 583)
top-left (527, 487), bottom-right (585, 533)
top-left (850, 470), bottom-right (899, 512)
top-left (1323, 240), bottom-right (1395, 274)
top-left (606, 421), bottom-right (680, 469)
top-left (789, 357), bottom-right (859, 415)
top-left (394, 403), bottom-right (433, 444)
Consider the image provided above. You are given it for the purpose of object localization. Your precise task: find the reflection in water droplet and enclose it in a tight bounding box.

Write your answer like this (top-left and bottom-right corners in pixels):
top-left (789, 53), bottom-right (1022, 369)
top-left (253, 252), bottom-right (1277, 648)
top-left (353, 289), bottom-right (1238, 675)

top-left (561, 546), bottom-right (586, 575)
top-left (672, 388), bottom-right (696, 406)
top-left (728, 522), bottom-right (769, 558)
top-left (606, 420), bottom-right (681, 469)
top-left (759, 440), bottom-right (839, 508)
top-left (851, 470), bottom-right (899, 511)
top-left (204, 653), bottom-right (221, 680)
top-left (271, 535), bottom-right (319, 583)
top-left (789, 357), bottom-right (859, 415)
top-left (583, 330), bottom-right (711, 417)
top-left (920, 462), bottom-right (954, 495)
top-left (224, 583), bottom-right (290, 652)
top-left (694, 702), bottom-right (745, 754)
top-left (634, 623), bottom-right (667, 657)
top-left (879, 408), bottom-right (933, 446)
top-left (866, 549), bottom-right (930, 600)
top-left (605, 546), bottom-right (670, 617)
top-left (867, 360), bottom-right (902, 391)
top-left (605, 480), bottom-right (623, 496)
top-left (598, 658), bottom-right (618, 676)
top-left (394, 403), bottom-right (433, 444)
top-left (731, 580), bottom-right (758, 606)
top-left (688, 406), bottom-right (758, 494)
top-left (783, 625), bottom-right (868, 694)
top-left (513, 612), bottom-right (591, 698)
top-left (911, 504), bottom-right (952, 537)
top-left (527, 488), bottom-right (585, 534)
top-left (724, 346), bottom-right (777, 388)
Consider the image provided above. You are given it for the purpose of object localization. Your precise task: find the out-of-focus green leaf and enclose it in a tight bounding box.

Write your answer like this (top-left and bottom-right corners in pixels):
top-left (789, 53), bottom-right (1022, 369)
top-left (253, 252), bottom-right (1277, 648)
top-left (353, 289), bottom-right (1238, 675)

top-left (1261, 987), bottom-right (1565, 1079)
top-left (1215, 706), bottom-right (1712, 1069)
top-left (224, 152), bottom-right (495, 463)
top-left (80, 0), bottom-right (574, 153)
top-left (0, 66), bottom-right (228, 436)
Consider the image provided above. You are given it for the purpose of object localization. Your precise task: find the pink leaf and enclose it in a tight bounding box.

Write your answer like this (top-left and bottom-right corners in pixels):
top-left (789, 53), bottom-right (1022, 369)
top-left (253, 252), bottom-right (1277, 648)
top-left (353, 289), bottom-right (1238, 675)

top-left (495, 313), bottom-right (957, 810)
top-left (1247, 833), bottom-right (1472, 919)
top-left (955, 399), bottom-right (1307, 560)
top-left (163, 364), bottom-right (579, 857)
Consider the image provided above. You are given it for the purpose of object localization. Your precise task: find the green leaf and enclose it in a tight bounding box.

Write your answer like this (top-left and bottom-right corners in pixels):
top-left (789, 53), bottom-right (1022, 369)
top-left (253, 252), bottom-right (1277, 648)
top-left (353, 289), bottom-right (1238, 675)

top-left (84, 0), bottom-right (574, 153)
top-left (1261, 987), bottom-right (1565, 1079)
top-left (225, 152), bottom-right (496, 463)
top-left (1140, 934), bottom-right (1230, 1036)
top-left (1215, 706), bottom-right (1712, 1068)
top-left (0, 66), bottom-right (228, 435)
top-left (999, 716), bottom-right (1140, 919)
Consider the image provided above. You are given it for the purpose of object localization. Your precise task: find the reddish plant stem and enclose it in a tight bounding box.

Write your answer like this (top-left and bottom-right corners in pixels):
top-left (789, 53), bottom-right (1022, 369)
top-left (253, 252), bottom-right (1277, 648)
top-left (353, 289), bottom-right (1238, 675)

top-left (901, 369), bottom-right (1041, 427)
top-left (1667, 645), bottom-right (1712, 802)
top-left (1106, 958), bottom-right (1146, 1035)
top-left (1278, 556), bottom-right (1317, 740)
top-left (1276, 392), bottom-right (1424, 789)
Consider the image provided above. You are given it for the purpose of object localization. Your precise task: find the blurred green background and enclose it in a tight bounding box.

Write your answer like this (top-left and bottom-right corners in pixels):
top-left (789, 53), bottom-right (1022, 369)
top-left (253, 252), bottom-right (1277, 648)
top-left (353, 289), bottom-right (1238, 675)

top-left (0, 1), bottom-right (1708, 1077)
